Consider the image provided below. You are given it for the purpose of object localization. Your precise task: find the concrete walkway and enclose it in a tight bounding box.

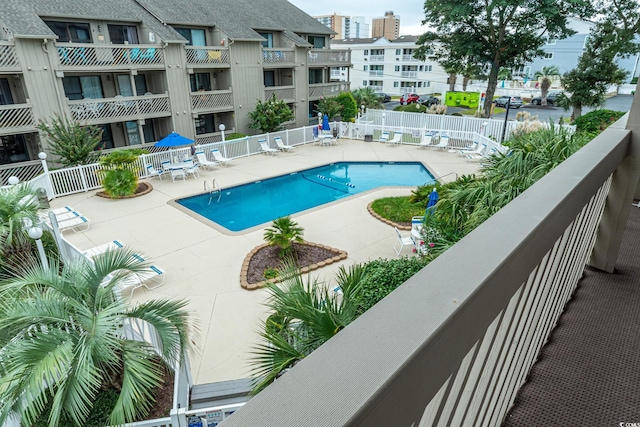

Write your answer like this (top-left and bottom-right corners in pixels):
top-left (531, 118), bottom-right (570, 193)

top-left (56, 138), bottom-right (480, 385)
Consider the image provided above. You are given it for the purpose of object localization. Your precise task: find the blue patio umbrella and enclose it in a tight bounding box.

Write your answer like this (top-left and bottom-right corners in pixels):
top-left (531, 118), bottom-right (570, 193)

top-left (154, 132), bottom-right (195, 162)
top-left (426, 187), bottom-right (439, 216)
top-left (322, 114), bottom-right (331, 131)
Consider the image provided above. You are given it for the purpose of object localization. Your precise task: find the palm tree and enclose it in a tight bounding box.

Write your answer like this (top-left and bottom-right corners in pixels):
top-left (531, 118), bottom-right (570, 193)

top-left (0, 182), bottom-right (40, 272)
top-left (0, 248), bottom-right (196, 426)
top-left (534, 66), bottom-right (561, 106)
top-left (263, 216), bottom-right (304, 257)
top-left (350, 87), bottom-right (383, 110)
top-left (249, 261), bottom-right (368, 394)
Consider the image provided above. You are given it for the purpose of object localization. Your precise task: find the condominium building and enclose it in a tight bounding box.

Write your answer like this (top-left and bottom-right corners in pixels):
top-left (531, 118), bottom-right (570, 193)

top-left (0, 0), bottom-right (351, 165)
top-left (331, 36), bottom-right (448, 96)
top-left (371, 11), bottom-right (400, 41)
top-left (314, 13), bottom-right (370, 39)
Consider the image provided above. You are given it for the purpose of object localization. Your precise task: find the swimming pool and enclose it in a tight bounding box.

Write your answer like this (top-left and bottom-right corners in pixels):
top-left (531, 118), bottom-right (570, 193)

top-left (176, 161), bottom-right (435, 232)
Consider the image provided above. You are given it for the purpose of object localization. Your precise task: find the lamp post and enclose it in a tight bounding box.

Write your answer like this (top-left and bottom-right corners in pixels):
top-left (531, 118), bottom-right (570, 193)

top-left (360, 104), bottom-right (365, 119)
top-left (28, 225), bottom-right (49, 269)
top-left (381, 112), bottom-right (386, 134)
top-left (219, 123), bottom-right (226, 142)
top-left (8, 176), bottom-right (19, 186)
top-left (500, 98), bottom-right (511, 144)
top-left (480, 121), bottom-right (488, 137)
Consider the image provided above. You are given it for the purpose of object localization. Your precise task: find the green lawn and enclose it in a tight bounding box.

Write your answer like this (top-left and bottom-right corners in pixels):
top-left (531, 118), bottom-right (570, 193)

top-left (371, 196), bottom-right (425, 223)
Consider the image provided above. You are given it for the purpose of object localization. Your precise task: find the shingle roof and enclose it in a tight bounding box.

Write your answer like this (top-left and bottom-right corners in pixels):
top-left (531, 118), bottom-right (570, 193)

top-left (331, 35), bottom-right (420, 45)
top-left (0, 0), bottom-right (180, 41)
top-left (134, 0), bottom-right (334, 41)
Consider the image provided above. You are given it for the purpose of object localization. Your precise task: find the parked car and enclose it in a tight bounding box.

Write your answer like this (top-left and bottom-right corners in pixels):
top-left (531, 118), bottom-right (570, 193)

top-left (531, 92), bottom-right (562, 105)
top-left (417, 95), bottom-right (440, 107)
top-left (494, 95), bottom-right (523, 108)
top-left (376, 92), bottom-right (391, 103)
top-left (399, 93), bottom-right (420, 105)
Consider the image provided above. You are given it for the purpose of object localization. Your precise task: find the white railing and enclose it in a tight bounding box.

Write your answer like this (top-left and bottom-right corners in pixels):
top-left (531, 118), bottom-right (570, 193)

top-left (56, 43), bottom-right (165, 68)
top-left (401, 71), bottom-right (418, 78)
top-left (0, 42), bottom-right (20, 71)
top-left (308, 82), bottom-right (350, 98)
top-left (262, 48), bottom-right (295, 65)
top-left (68, 94), bottom-right (171, 123)
top-left (185, 46), bottom-right (230, 66)
top-left (402, 54), bottom-right (419, 62)
top-left (308, 49), bottom-right (350, 65)
top-left (0, 103), bottom-right (35, 132)
top-left (191, 90), bottom-right (233, 112)
top-left (368, 70), bottom-right (384, 77)
top-left (369, 55), bottom-right (385, 62)
top-left (368, 85), bottom-right (383, 92)
top-left (399, 87), bottom-right (418, 94)
top-left (264, 85), bottom-right (295, 101)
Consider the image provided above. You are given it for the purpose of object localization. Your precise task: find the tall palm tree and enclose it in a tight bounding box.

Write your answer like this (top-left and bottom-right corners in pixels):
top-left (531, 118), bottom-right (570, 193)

top-left (350, 87), bottom-right (383, 110)
top-left (0, 248), bottom-right (196, 427)
top-left (249, 261), bottom-right (368, 394)
top-left (534, 65), bottom-right (561, 106)
top-left (0, 182), bottom-right (40, 272)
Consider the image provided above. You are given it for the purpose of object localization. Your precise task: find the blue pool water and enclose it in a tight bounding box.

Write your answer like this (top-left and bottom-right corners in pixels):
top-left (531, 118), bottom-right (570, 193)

top-left (176, 161), bottom-right (435, 232)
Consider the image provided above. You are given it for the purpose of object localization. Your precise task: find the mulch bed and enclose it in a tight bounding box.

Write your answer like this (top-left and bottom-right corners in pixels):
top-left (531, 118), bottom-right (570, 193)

top-left (96, 181), bottom-right (153, 199)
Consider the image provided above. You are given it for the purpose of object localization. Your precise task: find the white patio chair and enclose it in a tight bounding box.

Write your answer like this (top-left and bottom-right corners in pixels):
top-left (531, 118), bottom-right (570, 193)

top-left (259, 139), bottom-right (278, 155)
top-left (460, 143), bottom-right (487, 158)
top-left (419, 133), bottom-right (433, 149)
top-left (274, 137), bottom-right (294, 151)
top-left (210, 149), bottom-right (231, 166)
top-left (431, 134), bottom-right (450, 150)
top-left (387, 133), bottom-right (402, 145)
top-left (146, 164), bottom-right (164, 180)
top-left (161, 160), bottom-right (171, 171)
top-left (393, 227), bottom-right (415, 256)
top-left (195, 151), bottom-right (217, 170)
top-left (378, 131), bottom-right (390, 143)
top-left (58, 215), bottom-right (90, 233)
top-left (170, 168), bottom-right (186, 182)
top-left (183, 160), bottom-right (200, 179)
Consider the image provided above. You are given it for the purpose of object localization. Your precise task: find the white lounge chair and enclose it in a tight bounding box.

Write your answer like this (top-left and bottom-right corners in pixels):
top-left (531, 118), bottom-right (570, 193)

top-left (58, 215), bottom-right (90, 233)
top-left (183, 159), bottom-right (200, 179)
top-left (195, 151), bottom-right (217, 170)
top-left (117, 263), bottom-right (166, 297)
top-left (274, 137), bottom-right (294, 151)
top-left (379, 131), bottom-right (390, 143)
top-left (210, 149), bottom-right (231, 166)
top-left (432, 134), bottom-right (450, 150)
top-left (387, 134), bottom-right (402, 145)
top-left (393, 227), bottom-right (415, 256)
top-left (50, 206), bottom-right (74, 215)
top-left (170, 168), bottom-right (186, 182)
top-left (259, 139), bottom-right (278, 155)
top-left (419, 133), bottom-right (433, 149)
top-left (146, 164), bottom-right (164, 180)
top-left (460, 143), bottom-right (487, 158)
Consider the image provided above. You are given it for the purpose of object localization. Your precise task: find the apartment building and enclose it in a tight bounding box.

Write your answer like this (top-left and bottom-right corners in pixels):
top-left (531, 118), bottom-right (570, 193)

top-left (0, 0), bottom-right (351, 164)
top-left (331, 36), bottom-right (448, 96)
top-left (371, 11), bottom-right (399, 41)
top-left (314, 13), bottom-right (370, 39)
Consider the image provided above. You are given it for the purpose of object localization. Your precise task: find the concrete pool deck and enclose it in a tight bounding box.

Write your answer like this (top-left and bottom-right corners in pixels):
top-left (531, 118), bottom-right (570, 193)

top-left (55, 138), bottom-right (481, 385)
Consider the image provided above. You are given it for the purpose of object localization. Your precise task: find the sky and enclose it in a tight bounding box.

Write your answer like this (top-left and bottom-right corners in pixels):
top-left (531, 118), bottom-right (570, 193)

top-left (287, 0), bottom-right (428, 37)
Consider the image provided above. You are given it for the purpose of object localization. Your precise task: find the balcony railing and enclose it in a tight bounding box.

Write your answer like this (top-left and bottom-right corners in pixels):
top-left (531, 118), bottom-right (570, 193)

top-left (0, 103), bottom-right (35, 134)
top-left (217, 115), bottom-right (639, 426)
top-left (401, 54), bottom-right (420, 62)
top-left (55, 43), bottom-right (165, 69)
top-left (0, 42), bottom-right (20, 72)
top-left (368, 70), bottom-right (384, 77)
top-left (262, 48), bottom-right (295, 66)
top-left (185, 46), bottom-right (230, 67)
top-left (401, 71), bottom-right (418, 78)
top-left (67, 94), bottom-right (170, 124)
top-left (369, 55), bottom-right (385, 62)
top-left (264, 85), bottom-right (295, 102)
top-left (399, 87), bottom-right (418, 94)
top-left (308, 49), bottom-right (351, 66)
top-left (191, 89), bottom-right (234, 112)
top-left (308, 82), bottom-right (350, 99)
top-left (368, 85), bottom-right (383, 92)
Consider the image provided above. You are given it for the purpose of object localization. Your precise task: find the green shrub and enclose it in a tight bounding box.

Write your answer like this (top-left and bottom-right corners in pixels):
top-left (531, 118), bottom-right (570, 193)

top-left (264, 267), bottom-right (279, 279)
top-left (37, 114), bottom-right (103, 167)
top-left (335, 92), bottom-right (358, 121)
top-left (573, 109), bottom-right (625, 134)
top-left (98, 149), bottom-right (144, 197)
top-left (370, 197), bottom-right (425, 222)
top-left (357, 257), bottom-right (429, 315)
top-left (225, 132), bottom-right (248, 141)
top-left (33, 388), bottom-right (119, 427)
top-left (451, 112), bottom-right (463, 116)
top-left (263, 216), bottom-right (304, 257)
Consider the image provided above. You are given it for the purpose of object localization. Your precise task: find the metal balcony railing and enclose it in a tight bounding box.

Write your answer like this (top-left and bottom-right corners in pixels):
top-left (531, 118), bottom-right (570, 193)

top-left (308, 82), bottom-right (350, 99)
top-left (67, 94), bottom-right (170, 123)
top-left (368, 70), bottom-right (384, 77)
top-left (369, 55), bottom-right (385, 62)
top-left (0, 42), bottom-right (20, 71)
top-left (0, 103), bottom-right (35, 134)
top-left (185, 46), bottom-right (230, 66)
top-left (55, 43), bottom-right (165, 69)
top-left (308, 49), bottom-right (351, 66)
top-left (402, 54), bottom-right (420, 62)
top-left (264, 86), bottom-right (295, 101)
top-left (401, 71), bottom-right (418, 78)
top-left (190, 89), bottom-right (233, 112)
top-left (262, 48), bottom-right (295, 65)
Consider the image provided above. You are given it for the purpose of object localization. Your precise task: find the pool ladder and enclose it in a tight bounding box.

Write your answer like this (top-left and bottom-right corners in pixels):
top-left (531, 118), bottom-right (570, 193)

top-left (204, 179), bottom-right (221, 204)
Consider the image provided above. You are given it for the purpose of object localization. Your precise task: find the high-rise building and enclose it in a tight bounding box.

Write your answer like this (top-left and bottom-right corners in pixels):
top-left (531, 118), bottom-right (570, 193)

top-left (372, 11), bottom-right (400, 41)
top-left (314, 13), bottom-right (370, 39)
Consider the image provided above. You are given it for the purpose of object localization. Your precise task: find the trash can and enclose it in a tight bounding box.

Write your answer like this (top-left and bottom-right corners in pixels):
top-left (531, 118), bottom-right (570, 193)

top-left (364, 134), bottom-right (373, 142)
top-left (36, 188), bottom-right (50, 209)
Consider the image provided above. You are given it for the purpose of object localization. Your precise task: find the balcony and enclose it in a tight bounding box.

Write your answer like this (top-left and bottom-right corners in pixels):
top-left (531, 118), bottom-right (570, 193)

top-left (308, 49), bottom-right (351, 67)
top-left (214, 110), bottom-right (640, 424)
top-left (55, 43), bottom-right (165, 70)
top-left (0, 103), bottom-right (35, 135)
top-left (190, 89), bottom-right (234, 113)
top-left (0, 42), bottom-right (20, 72)
top-left (67, 93), bottom-right (170, 124)
top-left (369, 55), bottom-right (385, 62)
top-left (185, 46), bottom-right (230, 68)
top-left (401, 71), bottom-right (418, 78)
top-left (368, 70), bottom-right (384, 77)
top-left (264, 85), bottom-right (295, 102)
top-left (401, 54), bottom-right (420, 62)
top-left (308, 82), bottom-right (350, 99)
top-left (262, 48), bottom-right (296, 67)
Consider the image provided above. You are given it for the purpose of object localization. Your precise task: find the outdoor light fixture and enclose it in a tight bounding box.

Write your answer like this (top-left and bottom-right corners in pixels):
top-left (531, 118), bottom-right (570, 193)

top-left (28, 225), bottom-right (49, 269)
top-left (8, 176), bottom-right (19, 185)
top-left (38, 152), bottom-right (47, 160)
top-left (219, 123), bottom-right (226, 142)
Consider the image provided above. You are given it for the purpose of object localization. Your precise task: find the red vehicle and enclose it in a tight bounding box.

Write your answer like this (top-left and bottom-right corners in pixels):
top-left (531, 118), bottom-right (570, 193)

top-left (400, 93), bottom-right (419, 105)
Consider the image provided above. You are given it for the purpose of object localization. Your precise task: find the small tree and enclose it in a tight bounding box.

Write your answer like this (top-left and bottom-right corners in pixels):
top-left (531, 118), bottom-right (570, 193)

top-left (98, 149), bottom-right (145, 197)
top-left (37, 115), bottom-right (103, 167)
top-left (263, 216), bottom-right (304, 257)
top-left (335, 92), bottom-right (358, 121)
top-left (350, 87), bottom-right (383, 110)
top-left (534, 66), bottom-right (561, 106)
top-left (248, 95), bottom-right (294, 133)
top-left (315, 96), bottom-right (342, 121)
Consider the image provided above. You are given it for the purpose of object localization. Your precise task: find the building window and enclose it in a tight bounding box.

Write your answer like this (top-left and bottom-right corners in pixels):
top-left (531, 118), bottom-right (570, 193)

top-left (418, 82), bottom-right (422, 87)
top-left (125, 121), bottom-right (142, 145)
top-left (44, 21), bottom-right (91, 43)
top-left (0, 78), bottom-right (14, 105)
top-left (394, 65), bottom-right (400, 72)
top-left (426, 81), bottom-right (431, 87)
top-left (419, 65), bottom-right (423, 71)
top-left (195, 113), bottom-right (216, 135)
top-left (0, 134), bottom-right (29, 164)
top-left (393, 81), bottom-right (399, 87)
top-left (544, 52), bottom-right (554, 59)
top-left (108, 25), bottom-right (139, 44)
top-left (96, 125), bottom-right (114, 150)
top-left (258, 32), bottom-right (273, 48)
top-left (175, 28), bottom-right (206, 46)
top-left (363, 81), bottom-right (367, 86)
top-left (395, 49), bottom-right (401, 55)
top-left (264, 70), bottom-right (275, 87)
top-left (63, 76), bottom-right (104, 100)
top-left (190, 73), bottom-right (211, 92)
top-left (547, 39), bottom-right (557, 45)
top-left (426, 65), bottom-right (432, 71)
top-left (364, 49), bottom-right (369, 55)
top-left (142, 120), bottom-right (156, 143)
top-left (363, 65), bottom-right (368, 71)
top-left (308, 35), bottom-right (325, 48)
top-left (308, 69), bottom-right (323, 84)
